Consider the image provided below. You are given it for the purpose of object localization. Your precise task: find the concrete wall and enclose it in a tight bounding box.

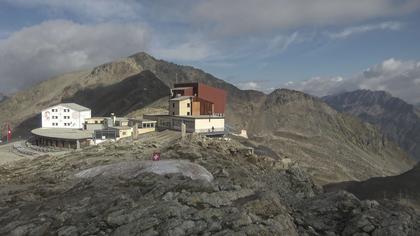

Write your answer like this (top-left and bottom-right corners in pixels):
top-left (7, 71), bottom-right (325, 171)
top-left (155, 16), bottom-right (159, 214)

top-left (79, 111), bottom-right (92, 129)
top-left (119, 130), bottom-right (132, 138)
top-left (194, 118), bottom-right (225, 133)
top-left (42, 105), bottom-right (91, 129)
top-left (85, 123), bottom-right (105, 131)
top-left (138, 127), bottom-right (155, 135)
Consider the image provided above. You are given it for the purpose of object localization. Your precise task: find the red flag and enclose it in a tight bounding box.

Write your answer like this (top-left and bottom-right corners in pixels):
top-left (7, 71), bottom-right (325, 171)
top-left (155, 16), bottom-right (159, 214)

top-left (7, 125), bottom-right (12, 142)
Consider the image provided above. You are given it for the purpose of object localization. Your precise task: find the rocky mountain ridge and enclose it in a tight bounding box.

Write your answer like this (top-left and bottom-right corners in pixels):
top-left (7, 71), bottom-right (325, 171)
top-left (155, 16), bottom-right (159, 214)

top-left (245, 88), bottom-right (412, 184)
top-left (0, 52), bottom-right (413, 184)
top-left (0, 133), bottom-right (419, 235)
top-left (323, 89), bottom-right (420, 160)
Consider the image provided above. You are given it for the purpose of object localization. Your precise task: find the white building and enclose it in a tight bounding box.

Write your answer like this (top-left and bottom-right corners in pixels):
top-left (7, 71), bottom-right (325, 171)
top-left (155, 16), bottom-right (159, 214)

top-left (42, 103), bottom-right (91, 129)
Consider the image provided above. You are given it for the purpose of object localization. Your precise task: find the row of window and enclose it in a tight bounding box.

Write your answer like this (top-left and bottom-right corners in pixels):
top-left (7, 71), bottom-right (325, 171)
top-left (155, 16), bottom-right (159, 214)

top-left (141, 123), bottom-right (155, 128)
top-left (172, 103), bottom-right (191, 108)
top-left (52, 122), bottom-right (72, 126)
top-left (51, 108), bottom-right (70, 112)
top-left (52, 116), bottom-right (70, 119)
top-left (172, 112), bottom-right (190, 116)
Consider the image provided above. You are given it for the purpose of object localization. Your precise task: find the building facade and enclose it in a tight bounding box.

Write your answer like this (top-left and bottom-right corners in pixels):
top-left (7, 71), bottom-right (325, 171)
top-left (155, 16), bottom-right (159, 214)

top-left (169, 96), bottom-right (193, 116)
top-left (171, 83), bottom-right (227, 116)
top-left (144, 115), bottom-right (225, 135)
top-left (42, 103), bottom-right (91, 129)
top-left (144, 82), bottom-right (227, 136)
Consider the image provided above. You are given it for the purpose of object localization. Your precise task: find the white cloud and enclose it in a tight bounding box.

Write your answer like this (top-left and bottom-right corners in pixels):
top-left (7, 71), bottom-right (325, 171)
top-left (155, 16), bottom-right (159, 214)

top-left (0, 20), bottom-right (151, 93)
top-left (191, 0), bottom-right (419, 36)
top-left (236, 80), bottom-right (274, 92)
top-left (284, 58), bottom-right (420, 104)
top-left (5, 0), bottom-right (142, 21)
top-left (328, 21), bottom-right (402, 39)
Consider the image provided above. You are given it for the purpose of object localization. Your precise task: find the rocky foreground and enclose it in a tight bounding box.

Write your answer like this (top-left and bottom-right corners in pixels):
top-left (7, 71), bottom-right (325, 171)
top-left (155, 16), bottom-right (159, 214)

top-left (0, 133), bottom-right (419, 235)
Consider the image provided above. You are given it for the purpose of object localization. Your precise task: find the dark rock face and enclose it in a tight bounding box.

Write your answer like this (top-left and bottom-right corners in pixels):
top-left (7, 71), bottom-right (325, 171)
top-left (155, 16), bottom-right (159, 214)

top-left (323, 90), bottom-right (420, 160)
top-left (325, 163), bottom-right (420, 211)
top-left (62, 70), bottom-right (170, 117)
top-left (1, 134), bottom-right (419, 235)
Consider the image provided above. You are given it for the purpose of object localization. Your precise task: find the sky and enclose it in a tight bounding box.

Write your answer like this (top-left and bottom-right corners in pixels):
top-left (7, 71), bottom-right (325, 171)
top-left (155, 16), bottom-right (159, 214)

top-left (0, 0), bottom-right (420, 104)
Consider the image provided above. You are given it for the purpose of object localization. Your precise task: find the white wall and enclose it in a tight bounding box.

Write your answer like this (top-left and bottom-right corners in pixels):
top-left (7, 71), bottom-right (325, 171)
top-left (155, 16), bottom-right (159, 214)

top-left (79, 110), bottom-right (92, 128)
top-left (41, 105), bottom-right (91, 129)
top-left (169, 98), bottom-right (192, 116)
top-left (194, 118), bottom-right (225, 133)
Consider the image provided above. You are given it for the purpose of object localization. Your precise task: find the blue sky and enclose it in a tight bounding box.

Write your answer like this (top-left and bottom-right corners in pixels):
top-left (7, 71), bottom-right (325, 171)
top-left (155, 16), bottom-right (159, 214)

top-left (0, 0), bottom-right (420, 103)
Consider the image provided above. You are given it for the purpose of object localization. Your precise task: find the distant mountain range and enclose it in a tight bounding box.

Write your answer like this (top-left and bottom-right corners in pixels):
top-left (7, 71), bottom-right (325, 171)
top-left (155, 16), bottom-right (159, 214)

top-left (323, 90), bottom-right (420, 160)
top-left (0, 52), bottom-right (413, 184)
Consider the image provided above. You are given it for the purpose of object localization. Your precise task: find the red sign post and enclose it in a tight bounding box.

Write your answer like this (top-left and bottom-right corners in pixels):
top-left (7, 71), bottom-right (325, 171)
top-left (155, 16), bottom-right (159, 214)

top-left (7, 125), bottom-right (12, 142)
top-left (152, 151), bottom-right (160, 161)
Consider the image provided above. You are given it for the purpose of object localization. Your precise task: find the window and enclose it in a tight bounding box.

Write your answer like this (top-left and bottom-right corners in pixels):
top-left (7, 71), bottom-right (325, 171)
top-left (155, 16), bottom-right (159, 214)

top-left (52, 109), bottom-right (58, 112)
top-left (172, 103), bottom-right (175, 108)
top-left (95, 121), bottom-right (98, 124)
top-left (172, 112), bottom-right (175, 115)
top-left (122, 132), bottom-right (126, 135)
top-left (187, 103), bottom-right (190, 107)
top-left (64, 116), bottom-right (70, 119)
top-left (52, 116), bottom-right (58, 119)
top-left (187, 112), bottom-right (190, 116)
top-left (63, 109), bottom-right (70, 112)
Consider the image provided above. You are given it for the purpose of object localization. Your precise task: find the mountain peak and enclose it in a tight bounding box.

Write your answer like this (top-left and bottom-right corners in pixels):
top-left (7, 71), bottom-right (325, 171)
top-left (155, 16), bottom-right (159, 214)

top-left (338, 89), bottom-right (393, 100)
top-left (267, 88), bottom-right (318, 104)
top-left (129, 51), bottom-right (158, 64)
top-left (324, 89), bottom-right (413, 113)
top-left (323, 89), bottom-right (420, 160)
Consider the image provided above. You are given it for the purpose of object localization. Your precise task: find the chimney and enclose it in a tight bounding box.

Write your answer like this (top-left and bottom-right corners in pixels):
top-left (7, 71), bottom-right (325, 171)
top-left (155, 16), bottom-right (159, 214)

top-left (111, 113), bottom-right (116, 126)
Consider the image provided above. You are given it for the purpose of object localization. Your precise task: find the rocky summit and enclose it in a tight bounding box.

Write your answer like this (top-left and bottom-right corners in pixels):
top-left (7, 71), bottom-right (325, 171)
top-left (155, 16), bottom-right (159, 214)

top-left (1, 132), bottom-right (419, 235)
